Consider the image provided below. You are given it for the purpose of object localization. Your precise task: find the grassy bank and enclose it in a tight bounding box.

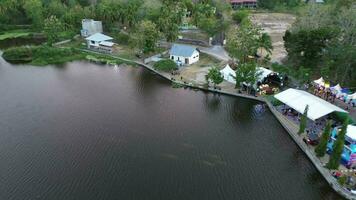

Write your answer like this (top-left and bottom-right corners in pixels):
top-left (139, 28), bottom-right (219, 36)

top-left (2, 45), bottom-right (134, 66)
top-left (0, 29), bottom-right (33, 41)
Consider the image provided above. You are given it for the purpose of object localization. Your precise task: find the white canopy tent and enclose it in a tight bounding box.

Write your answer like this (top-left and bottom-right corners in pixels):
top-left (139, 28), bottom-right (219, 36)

top-left (313, 77), bottom-right (325, 86)
top-left (220, 64), bottom-right (236, 84)
top-left (257, 67), bottom-right (275, 82)
top-left (346, 125), bottom-right (356, 141)
top-left (330, 83), bottom-right (342, 94)
top-left (274, 88), bottom-right (348, 121)
top-left (347, 93), bottom-right (356, 100)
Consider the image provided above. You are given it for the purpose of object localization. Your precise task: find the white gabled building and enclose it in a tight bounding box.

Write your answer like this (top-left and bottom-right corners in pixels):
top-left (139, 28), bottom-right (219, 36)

top-left (169, 44), bottom-right (199, 65)
top-left (85, 33), bottom-right (115, 53)
top-left (81, 19), bottom-right (103, 37)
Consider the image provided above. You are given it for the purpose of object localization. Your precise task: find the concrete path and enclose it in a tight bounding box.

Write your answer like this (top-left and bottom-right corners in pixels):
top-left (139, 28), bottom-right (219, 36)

top-left (199, 45), bottom-right (231, 62)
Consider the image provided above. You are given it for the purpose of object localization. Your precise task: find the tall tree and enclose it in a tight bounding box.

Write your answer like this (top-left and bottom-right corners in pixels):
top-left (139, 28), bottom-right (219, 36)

top-left (130, 20), bottom-right (160, 54)
top-left (44, 15), bottom-right (64, 46)
top-left (298, 105), bottom-right (309, 135)
top-left (327, 118), bottom-right (348, 169)
top-left (315, 121), bottom-right (332, 157)
top-left (226, 19), bottom-right (262, 63)
top-left (206, 66), bottom-right (223, 88)
top-left (23, 0), bottom-right (44, 29)
top-left (259, 32), bottom-right (273, 56)
top-left (156, 0), bottom-right (184, 42)
top-left (233, 62), bottom-right (259, 90)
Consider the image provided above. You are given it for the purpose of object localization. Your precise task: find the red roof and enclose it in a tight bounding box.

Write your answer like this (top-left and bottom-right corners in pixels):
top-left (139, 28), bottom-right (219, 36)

top-left (230, 0), bottom-right (257, 3)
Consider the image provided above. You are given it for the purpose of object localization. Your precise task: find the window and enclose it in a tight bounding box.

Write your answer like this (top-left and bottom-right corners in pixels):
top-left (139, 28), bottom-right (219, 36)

top-left (171, 56), bottom-right (174, 60)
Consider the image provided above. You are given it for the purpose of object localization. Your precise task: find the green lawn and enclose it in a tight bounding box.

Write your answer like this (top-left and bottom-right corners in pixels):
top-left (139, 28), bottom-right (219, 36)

top-left (0, 30), bottom-right (32, 40)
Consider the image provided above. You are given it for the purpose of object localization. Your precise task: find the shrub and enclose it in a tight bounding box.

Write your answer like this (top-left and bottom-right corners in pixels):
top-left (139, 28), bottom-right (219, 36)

top-left (115, 32), bottom-right (130, 45)
top-left (153, 59), bottom-right (178, 72)
top-left (2, 45), bottom-right (85, 65)
top-left (232, 10), bottom-right (249, 24)
top-left (2, 46), bottom-right (33, 63)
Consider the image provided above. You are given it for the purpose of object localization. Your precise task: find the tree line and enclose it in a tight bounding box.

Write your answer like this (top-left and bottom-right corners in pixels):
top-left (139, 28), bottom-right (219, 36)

top-left (283, 2), bottom-right (356, 87)
top-left (0, 0), bottom-right (231, 50)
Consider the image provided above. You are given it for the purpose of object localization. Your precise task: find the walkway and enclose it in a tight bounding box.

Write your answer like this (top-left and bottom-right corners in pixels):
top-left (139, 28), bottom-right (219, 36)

top-left (199, 45), bottom-right (231, 62)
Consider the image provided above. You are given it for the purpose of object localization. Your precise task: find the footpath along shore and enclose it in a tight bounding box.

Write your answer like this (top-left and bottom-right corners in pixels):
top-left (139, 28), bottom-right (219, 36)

top-left (80, 49), bottom-right (355, 200)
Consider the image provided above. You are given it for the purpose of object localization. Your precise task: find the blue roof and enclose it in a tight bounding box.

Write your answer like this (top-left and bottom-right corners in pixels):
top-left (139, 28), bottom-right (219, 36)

top-left (169, 44), bottom-right (197, 57)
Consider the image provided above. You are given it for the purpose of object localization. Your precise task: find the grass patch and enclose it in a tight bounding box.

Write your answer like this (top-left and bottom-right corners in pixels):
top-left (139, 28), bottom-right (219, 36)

top-left (0, 29), bottom-right (33, 41)
top-left (2, 46), bottom-right (85, 65)
top-left (153, 59), bottom-right (178, 72)
top-left (265, 95), bottom-right (283, 106)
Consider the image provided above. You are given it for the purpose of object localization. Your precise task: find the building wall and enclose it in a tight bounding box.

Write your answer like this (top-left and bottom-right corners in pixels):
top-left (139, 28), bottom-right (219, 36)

top-left (170, 51), bottom-right (199, 65)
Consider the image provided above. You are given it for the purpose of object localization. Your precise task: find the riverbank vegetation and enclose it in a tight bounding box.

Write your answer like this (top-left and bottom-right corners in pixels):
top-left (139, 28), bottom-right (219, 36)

top-left (283, 2), bottom-right (356, 87)
top-left (153, 59), bottom-right (177, 72)
top-left (2, 45), bottom-right (133, 66)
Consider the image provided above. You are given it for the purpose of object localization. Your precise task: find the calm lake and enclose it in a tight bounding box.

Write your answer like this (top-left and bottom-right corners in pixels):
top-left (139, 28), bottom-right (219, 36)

top-left (0, 57), bottom-right (343, 200)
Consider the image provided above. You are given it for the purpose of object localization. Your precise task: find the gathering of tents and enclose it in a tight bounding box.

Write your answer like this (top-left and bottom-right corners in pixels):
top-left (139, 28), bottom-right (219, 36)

top-left (313, 77), bottom-right (356, 105)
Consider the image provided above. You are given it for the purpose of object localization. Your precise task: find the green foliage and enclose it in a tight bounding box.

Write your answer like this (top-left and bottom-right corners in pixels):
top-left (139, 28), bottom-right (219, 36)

top-left (115, 32), bottom-right (130, 45)
top-left (327, 118), bottom-right (348, 169)
top-left (153, 59), bottom-right (178, 72)
top-left (338, 176), bottom-right (347, 186)
top-left (44, 15), bottom-right (64, 46)
top-left (258, 0), bottom-right (302, 10)
top-left (23, 0), bottom-right (44, 29)
top-left (265, 95), bottom-right (283, 106)
top-left (2, 45), bottom-right (86, 65)
top-left (234, 62), bottom-right (259, 88)
top-left (298, 105), bottom-right (308, 134)
top-left (232, 10), bottom-right (249, 24)
top-left (2, 46), bottom-right (33, 63)
top-left (130, 20), bottom-right (160, 54)
top-left (315, 121), bottom-right (331, 157)
top-left (227, 19), bottom-right (262, 63)
top-left (284, 28), bottom-right (336, 68)
top-left (285, 4), bottom-right (356, 87)
top-left (156, 0), bottom-right (184, 42)
top-left (207, 66), bottom-right (223, 87)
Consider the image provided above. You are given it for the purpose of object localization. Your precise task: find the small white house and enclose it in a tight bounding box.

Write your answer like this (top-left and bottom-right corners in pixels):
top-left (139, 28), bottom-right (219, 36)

top-left (169, 44), bottom-right (199, 65)
top-left (85, 33), bottom-right (115, 53)
top-left (81, 19), bottom-right (103, 37)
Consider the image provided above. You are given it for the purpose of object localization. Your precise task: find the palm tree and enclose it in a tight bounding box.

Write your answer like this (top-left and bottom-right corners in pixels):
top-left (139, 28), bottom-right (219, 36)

top-left (259, 33), bottom-right (273, 58)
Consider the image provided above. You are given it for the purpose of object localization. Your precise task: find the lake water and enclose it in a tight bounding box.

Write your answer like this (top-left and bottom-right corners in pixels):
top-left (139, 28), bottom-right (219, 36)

top-left (0, 57), bottom-right (343, 200)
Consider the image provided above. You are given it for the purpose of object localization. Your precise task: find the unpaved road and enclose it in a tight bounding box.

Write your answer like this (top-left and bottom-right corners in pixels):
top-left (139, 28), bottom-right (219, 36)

top-left (251, 13), bottom-right (296, 63)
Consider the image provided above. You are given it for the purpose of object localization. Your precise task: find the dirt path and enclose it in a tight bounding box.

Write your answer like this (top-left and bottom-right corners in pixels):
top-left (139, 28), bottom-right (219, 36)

top-left (250, 13), bottom-right (296, 63)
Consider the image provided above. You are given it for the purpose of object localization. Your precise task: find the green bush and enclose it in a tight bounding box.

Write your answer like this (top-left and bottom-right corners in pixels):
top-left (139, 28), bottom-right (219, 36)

top-left (2, 46), bottom-right (33, 63)
top-left (265, 95), bottom-right (283, 106)
top-left (115, 32), bottom-right (130, 45)
top-left (153, 59), bottom-right (178, 72)
top-left (232, 10), bottom-right (249, 24)
top-left (338, 176), bottom-right (347, 186)
top-left (2, 45), bottom-right (86, 65)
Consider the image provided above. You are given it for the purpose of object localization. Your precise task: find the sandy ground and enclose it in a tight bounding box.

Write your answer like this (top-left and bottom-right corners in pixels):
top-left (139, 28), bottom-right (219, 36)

top-left (250, 13), bottom-right (296, 63)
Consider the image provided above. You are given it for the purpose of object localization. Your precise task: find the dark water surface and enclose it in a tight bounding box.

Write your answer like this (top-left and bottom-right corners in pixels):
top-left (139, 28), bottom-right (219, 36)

top-left (0, 58), bottom-right (343, 200)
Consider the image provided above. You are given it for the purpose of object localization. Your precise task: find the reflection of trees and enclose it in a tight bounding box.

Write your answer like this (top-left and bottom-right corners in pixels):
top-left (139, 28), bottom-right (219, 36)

top-left (203, 93), bottom-right (222, 113)
top-left (231, 98), bottom-right (254, 123)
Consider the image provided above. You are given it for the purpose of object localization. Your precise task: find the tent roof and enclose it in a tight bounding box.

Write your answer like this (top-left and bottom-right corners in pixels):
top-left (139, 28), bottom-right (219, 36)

top-left (220, 64), bottom-right (235, 76)
top-left (346, 125), bottom-right (356, 141)
top-left (274, 88), bottom-right (348, 121)
top-left (85, 33), bottom-right (113, 42)
top-left (348, 92), bottom-right (356, 100)
top-left (331, 84), bottom-right (342, 91)
top-left (313, 77), bottom-right (325, 85)
top-left (257, 67), bottom-right (276, 82)
top-left (169, 44), bottom-right (197, 57)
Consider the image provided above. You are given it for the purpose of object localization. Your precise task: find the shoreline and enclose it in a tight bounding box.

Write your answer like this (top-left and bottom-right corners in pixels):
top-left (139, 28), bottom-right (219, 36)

top-left (1, 47), bottom-right (354, 199)
top-left (123, 52), bottom-right (354, 200)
